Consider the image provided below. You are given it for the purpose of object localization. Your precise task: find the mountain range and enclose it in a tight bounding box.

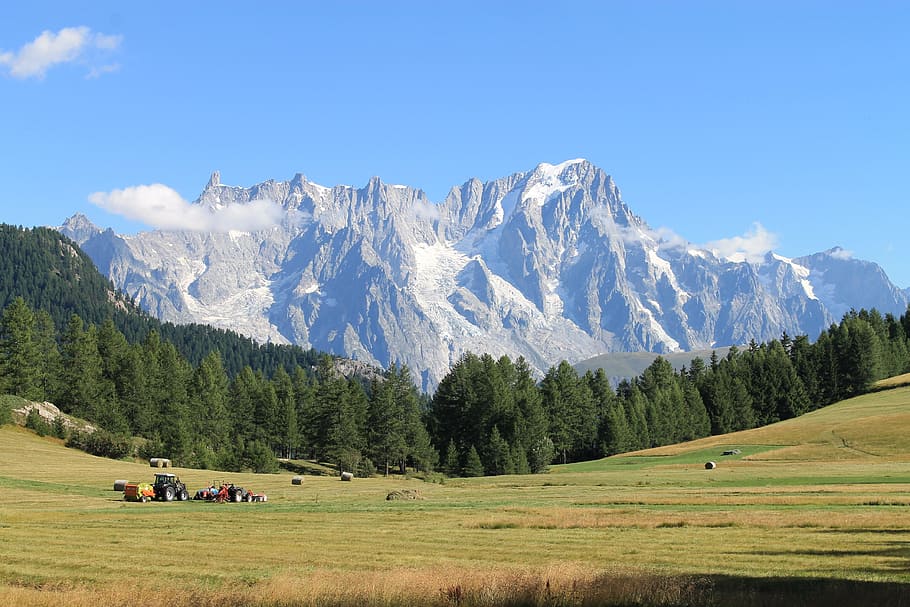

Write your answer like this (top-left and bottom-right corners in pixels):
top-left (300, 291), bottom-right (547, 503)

top-left (60, 159), bottom-right (910, 390)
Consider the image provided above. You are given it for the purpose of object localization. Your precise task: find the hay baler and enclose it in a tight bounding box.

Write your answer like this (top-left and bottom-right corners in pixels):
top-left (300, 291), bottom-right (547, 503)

top-left (123, 482), bottom-right (155, 502)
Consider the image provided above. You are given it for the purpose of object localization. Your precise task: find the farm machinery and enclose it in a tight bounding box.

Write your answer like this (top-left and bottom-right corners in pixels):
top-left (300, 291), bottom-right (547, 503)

top-left (122, 473), bottom-right (189, 502)
top-left (193, 481), bottom-right (268, 503)
top-left (123, 482), bottom-right (155, 502)
top-left (123, 476), bottom-right (266, 503)
top-left (153, 472), bottom-right (189, 501)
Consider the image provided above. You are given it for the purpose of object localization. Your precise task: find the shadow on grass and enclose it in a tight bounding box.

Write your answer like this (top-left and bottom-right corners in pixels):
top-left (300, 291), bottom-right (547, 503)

top-left (749, 536), bottom-right (910, 578)
top-left (704, 576), bottom-right (910, 607)
top-left (3, 573), bottom-right (909, 607)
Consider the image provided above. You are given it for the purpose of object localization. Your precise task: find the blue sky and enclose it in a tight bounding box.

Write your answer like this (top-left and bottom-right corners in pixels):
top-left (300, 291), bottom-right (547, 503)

top-left (2, 2), bottom-right (908, 286)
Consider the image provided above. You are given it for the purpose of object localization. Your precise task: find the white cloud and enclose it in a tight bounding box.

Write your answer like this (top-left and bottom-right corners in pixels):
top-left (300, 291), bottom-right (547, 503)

top-left (0, 26), bottom-right (122, 79)
top-left (704, 222), bottom-right (778, 263)
top-left (411, 200), bottom-right (441, 221)
top-left (589, 207), bottom-right (689, 250)
top-left (652, 226), bottom-right (689, 250)
top-left (89, 184), bottom-right (286, 232)
top-left (828, 247), bottom-right (854, 260)
top-left (86, 63), bottom-right (121, 79)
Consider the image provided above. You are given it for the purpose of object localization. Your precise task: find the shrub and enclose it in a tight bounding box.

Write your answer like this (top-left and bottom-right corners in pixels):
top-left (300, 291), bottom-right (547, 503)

top-left (25, 409), bottom-right (51, 436)
top-left (51, 415), bottom-right (68, 439)
top-left (137, 438), bottom-right (167, 461)
top-left (67, 429), bottom-right (132, 459)
top-left (243, 440), bottom-right (278, 473)
top-left (356, 457), bottom-right (376, 478)
top-left (0, 394), bottom-right (27, 426)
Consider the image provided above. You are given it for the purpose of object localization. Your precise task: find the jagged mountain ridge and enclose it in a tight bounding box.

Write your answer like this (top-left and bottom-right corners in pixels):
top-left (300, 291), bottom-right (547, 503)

top-left (62, 160), bottom-right (909, 390)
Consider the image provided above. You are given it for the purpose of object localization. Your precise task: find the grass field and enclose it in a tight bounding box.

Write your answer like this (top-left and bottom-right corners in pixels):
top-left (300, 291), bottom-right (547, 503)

top-left (1, 387), bottom-right (909, 606)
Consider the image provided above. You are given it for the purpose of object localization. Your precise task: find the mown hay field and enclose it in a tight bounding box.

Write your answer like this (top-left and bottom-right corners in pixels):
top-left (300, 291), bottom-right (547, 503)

top-left (1, 387), bottom-right (909, 606)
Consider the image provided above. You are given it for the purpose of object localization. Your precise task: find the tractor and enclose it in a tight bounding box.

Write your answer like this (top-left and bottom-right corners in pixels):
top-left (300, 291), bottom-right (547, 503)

top-left (192, 481), bottom-right (268, 503)
top-left (152, 472), bottom-right (189, 501)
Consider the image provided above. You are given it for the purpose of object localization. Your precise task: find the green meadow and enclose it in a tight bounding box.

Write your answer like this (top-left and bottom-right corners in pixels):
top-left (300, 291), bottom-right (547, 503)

top-left (1, 384), bottom-right (908, 606)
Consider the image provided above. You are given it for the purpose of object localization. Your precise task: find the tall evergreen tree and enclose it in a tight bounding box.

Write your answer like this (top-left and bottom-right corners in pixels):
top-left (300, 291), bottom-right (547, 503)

top-left (154, 341), bottom-right (192, 461)
top-left (292, 365), bottom-right (316, 457)
top-left (32, 309), bottom-right (61, 402)
top-left (59, 315), bottom-right (121, 429)
top-left (541, 361), bottom-right (597, 463)
top-left (513, 356), bottom-right (551, 473)
top-left (0, 297), bottom-right (42, 400)
top-left (271, 366), bottom-right (299, 459)
top-left (463, 445), bottom-right (485, 477)
top-left (367, 373), bottom-right (407, 476)
top-left (189, 351), bottom-right (231, 452)
top-left (229, 366), bottom-right (259, 442)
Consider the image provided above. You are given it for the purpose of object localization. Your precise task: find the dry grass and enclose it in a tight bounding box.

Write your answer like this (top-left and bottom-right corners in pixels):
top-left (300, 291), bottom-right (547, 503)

top-left (1, 386), bottom-right (909, 605)
top-left (0, 566), bottom-right (716, 607)
top-left (874, 373), bottom-right (910, 389)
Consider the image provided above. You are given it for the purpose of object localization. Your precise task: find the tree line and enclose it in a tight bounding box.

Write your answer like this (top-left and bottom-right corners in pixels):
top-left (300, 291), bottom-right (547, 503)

top-left (0, 224), bottom-right (325, 378)
top-left (3, 296), bottom-right (909, 476)
top-left (426, 307), bottom-right (910, 474)
top-left (0, 297), bottom-right (434, 474)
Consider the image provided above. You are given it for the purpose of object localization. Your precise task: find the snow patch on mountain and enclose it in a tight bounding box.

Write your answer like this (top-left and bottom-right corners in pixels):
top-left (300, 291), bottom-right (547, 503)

top-left (772, 253), bottom-right (817, 300)
top-left (409, 242), bottom-right (473, 339)
top-left (522, 160), bottom-right (583, 205)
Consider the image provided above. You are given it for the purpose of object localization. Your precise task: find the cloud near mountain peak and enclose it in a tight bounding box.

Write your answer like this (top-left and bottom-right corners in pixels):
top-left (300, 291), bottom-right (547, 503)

top-left (89, 184), bottom-right (284, 232)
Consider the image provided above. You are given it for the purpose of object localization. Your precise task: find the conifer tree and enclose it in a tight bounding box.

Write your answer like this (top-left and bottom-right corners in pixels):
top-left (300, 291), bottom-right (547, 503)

top-left (367, 374), bottom-right (406, 476)
top-left (485, 425), bottom-right (514, 475)
top-left (229, 366), bottom-right (259, 442)
top-left (541, 361), bottom-right (596, 463)
top-left (618, 380), bottom-right (650, 450)
top-left (32, 309), bottom-right (60, 401)
top-left (271, 366), bottom-right (299, 459)
top-left (0, 297), bottom-right (42, 400)
top-left (463, 445), bottom-right (485, 477)
top-left (59, 315), bottom-right (111, 423)
top-left (429, 352), bottom-right (482, 459)
top-left (154, 341), bottom-right (192, 461)
top-left (513, 356), bottom-right (550, 472)
top-left (443, 440), bottom-right (461, 476)
top-left (189, 351), bottom-right (231, 452)
top-left (292, 365), bottom-right (316, 457)
top-left (117, 345), bottom-right (153, 436)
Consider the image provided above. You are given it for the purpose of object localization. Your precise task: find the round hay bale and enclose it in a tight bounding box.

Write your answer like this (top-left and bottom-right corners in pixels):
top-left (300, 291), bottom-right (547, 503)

top-left (704, 461), bottom-right (717, 470)
top-left (113, 479), bottom-right (128, 491)
top-left (340, 471), bottom-right (354, 482)
top-left (291, 475), bottom-right (303, 485)
top-left (149, 457), bottom-right (171, 468)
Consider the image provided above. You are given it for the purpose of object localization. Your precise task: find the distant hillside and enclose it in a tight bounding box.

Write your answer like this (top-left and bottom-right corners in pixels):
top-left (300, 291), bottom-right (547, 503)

top-left (574, 347), bottom-right (733, 382)
top-left (0, 223), bottom-right (325, 377)
top-left (558, 383), bottom-right (910, 472)
top-left (647, 383), bottom-right (910, 461)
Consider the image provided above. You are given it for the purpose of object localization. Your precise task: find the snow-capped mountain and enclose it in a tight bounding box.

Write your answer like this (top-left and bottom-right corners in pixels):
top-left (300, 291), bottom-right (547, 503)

top-left (61, 160), bottom-right (909, 390)
top-left (793, 248), bottom-right (909, 321)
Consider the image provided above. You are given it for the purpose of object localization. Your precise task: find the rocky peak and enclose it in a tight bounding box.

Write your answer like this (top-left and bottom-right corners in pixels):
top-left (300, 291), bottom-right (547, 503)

top-left (59, 213), bottom-right (101, 244)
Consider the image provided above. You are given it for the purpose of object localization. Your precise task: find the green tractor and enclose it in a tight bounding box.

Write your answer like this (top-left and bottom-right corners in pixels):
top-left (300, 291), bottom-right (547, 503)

top-left (152, 472), bottom-right (189, 502)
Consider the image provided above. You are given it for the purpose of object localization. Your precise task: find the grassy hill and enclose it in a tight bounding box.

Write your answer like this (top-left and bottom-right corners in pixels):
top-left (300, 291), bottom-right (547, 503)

top-left (1, 386), bottom-right (909, 606)
top-left (557, 381), bottom-right (910, 472)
